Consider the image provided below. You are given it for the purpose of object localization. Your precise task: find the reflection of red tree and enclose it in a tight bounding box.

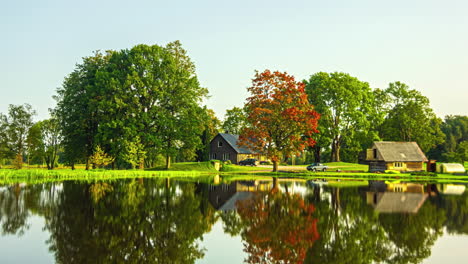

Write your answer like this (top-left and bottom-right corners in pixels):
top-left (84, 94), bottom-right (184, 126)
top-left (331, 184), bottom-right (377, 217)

top-left (236, 190), bottom-right (319, 264)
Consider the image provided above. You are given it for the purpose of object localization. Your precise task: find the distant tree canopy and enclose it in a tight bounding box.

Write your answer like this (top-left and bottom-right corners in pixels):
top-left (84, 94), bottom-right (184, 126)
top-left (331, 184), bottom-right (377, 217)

top-left (0, 104), bottom-right (36, 168)
top-left (222, 107), bottom-right (247, 135)
top-left (54, 41), bottom-right (208, 169)
top-left (429, 115), bottom-right (468, 162)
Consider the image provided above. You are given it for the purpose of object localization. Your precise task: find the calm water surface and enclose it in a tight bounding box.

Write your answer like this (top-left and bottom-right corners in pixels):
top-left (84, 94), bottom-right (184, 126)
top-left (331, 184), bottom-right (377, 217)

top-left (1, 177), bottom-right (468, 263)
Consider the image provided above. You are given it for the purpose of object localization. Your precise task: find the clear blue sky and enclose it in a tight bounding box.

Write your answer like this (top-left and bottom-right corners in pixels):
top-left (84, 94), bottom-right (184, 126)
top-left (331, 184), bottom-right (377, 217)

top-left (1, 0), bottom-right (467, 120)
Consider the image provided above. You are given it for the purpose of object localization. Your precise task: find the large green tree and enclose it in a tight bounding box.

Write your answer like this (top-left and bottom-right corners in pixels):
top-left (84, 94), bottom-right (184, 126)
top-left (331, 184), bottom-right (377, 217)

top-left (379, 82), bottom-right (444, 153)
top-left (304, 72), bottom-right (376, 162)
top-left (55, 51), bottom-right (110, 169)
top-left (55, 41), bottom-right (208, 169)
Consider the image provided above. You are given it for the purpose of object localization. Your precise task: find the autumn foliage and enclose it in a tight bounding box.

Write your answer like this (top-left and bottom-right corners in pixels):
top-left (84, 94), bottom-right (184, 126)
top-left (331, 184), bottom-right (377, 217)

top-left (239, 70), bottom-right (320, 171)
top-left (236, 191), bottom-right (320, 264)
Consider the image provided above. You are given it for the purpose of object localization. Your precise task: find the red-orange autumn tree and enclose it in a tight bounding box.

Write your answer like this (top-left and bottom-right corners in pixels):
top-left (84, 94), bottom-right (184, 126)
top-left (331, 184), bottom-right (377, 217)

top-left (239, 70), bottom-right (320, 172)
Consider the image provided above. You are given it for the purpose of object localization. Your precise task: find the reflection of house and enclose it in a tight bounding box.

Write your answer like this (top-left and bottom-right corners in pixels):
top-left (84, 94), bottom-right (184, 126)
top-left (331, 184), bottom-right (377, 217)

top-left (209, 133), bottom-right (267, 164)
top-left (366, 192), bottom-right (428, 213)
top-left (208, 181), bottom-right (272, 211)
top-left (366, 142), bottom-right (428, 172)
top-left (366, 182), bottom-right (428, 213)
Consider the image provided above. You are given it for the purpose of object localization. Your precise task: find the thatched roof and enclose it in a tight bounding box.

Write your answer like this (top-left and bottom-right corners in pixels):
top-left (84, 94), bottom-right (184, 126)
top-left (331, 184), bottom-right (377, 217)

top-left (373, 142), bottom-right (428, 162)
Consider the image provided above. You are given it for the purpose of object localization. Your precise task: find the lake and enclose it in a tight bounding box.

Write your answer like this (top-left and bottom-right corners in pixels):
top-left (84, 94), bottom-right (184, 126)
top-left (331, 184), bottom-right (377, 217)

top-left (1, 177), bottom-right (468, 263)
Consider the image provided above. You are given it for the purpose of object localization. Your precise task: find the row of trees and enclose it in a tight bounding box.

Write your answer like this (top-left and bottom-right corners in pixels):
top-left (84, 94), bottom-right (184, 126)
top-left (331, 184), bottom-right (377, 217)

top-left (1, 40), bottom-right (466, 169)
top-left (223, 71), bottom-right (466, 165)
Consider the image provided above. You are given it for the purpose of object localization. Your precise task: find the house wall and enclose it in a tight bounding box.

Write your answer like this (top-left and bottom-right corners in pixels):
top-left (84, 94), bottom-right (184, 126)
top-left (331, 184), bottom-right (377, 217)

top-left (209, 134), bottom-right (269, 164)
top-left (366, 146), bottom-right (382, 161)
top-left (209, 135), bottom-right (239, 164)
top-left (369, 161), bottom-right (387, 172)
top-left (386, 162), bottom-right (423, 172)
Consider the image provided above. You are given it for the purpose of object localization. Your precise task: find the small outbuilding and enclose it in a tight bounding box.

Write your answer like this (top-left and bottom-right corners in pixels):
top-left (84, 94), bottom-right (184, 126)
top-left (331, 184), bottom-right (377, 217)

top-left (366, 141), bottom-right (428, 172)
top-left (436, 163), bottom-right (466, 174)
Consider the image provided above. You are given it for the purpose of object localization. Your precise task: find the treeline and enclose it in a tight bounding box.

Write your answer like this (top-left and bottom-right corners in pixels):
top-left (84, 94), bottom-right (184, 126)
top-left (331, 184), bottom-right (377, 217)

top-left (223, 74), bottom-right (468, 164)
top-left (0, 41), bottom-right (467, 169)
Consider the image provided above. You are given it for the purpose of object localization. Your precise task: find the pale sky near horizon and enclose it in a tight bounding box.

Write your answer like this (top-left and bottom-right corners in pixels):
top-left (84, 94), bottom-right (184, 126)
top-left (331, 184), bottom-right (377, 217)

top-left (1, 0), bottom-right (467, 121)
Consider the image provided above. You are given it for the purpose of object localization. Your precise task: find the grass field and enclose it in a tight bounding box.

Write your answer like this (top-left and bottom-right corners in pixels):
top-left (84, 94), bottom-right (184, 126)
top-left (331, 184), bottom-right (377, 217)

top-left (1, 161), bottom-right (467, 185)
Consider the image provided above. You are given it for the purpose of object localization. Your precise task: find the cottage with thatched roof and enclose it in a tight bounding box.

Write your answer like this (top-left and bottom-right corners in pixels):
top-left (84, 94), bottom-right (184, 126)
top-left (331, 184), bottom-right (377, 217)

top-left (366, 141), bottom-right (428, 172)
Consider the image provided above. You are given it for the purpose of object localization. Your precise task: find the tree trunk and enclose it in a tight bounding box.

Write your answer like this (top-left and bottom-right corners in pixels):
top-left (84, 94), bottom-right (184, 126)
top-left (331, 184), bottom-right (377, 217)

top-left (331, 138), bottom-right (341, 162)
top-left (272, 160), bottom-right (279, 172)
top-left (85, 157), bottom-right (89, 170)
top-left (313, 146), bottom-right (321, 162)
top-left (166, 155), bottom-right (171, 169)
top-left (71, 162), bottom-right (75, 170)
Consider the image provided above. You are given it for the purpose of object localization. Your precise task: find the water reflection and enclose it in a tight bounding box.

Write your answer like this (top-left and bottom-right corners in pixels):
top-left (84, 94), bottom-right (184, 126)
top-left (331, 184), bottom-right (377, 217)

top-left (0, 178), bottom-right (468, 263)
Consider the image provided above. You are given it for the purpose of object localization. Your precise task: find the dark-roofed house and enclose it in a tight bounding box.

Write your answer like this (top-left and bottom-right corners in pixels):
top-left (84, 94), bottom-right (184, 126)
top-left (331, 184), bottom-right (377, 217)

top-left (366, 141), bottom-right (428, 172)
top-left (209, 133), bottom-right (267, 164)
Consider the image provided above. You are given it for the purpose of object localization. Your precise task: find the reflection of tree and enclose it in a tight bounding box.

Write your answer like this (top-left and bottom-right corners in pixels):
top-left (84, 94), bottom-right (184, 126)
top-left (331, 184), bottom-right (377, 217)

top-left (45, 179), bottom-right (216, 263)
top-left (437, 192), bottom-right (468, 234)
top-left (305, 187), bottom-right (391, 264)
top-left (379, 200), bottom-right (446, 264)
top-left (236, 190), bottom-right (319, 264)
top-left (0, 183), bottom-right (47, 235)
top-left (220, 210), bottom-right (243, 237)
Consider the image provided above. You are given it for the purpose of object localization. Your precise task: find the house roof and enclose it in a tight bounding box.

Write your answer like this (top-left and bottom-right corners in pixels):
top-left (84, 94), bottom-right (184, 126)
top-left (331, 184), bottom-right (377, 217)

top-left (218, 133), bottom-right (256, 154)
top-left (374, 141), bottom-right (428, 162)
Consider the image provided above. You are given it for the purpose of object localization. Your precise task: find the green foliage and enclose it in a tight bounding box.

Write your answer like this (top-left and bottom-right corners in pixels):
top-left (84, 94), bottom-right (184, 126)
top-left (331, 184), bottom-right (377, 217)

top-left (54, 41), bottom-right (208, 170)
top-left (89, 146), bottom-right (114, 169)
top-left (196, 108), bottom-right (221, 162)
top-left (0, 104), bottom-right (36, 166)
top-left (222, 106), bottom-right (247, 135)
top-left (120, 138), bottom-right (146, 169)
top-left (379, 82), bottom-right (444, 153)
top-left (304, 72), bottom-right (376, 162)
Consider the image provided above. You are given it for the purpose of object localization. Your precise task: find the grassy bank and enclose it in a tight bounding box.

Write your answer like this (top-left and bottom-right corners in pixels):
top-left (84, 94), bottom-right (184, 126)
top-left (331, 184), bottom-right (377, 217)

top-left (1, 161), bottom-right (467, 185)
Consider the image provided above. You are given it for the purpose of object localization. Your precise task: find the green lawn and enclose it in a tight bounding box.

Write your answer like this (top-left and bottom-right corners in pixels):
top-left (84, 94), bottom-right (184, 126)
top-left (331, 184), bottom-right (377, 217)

top-left (323, 162), bottom-right (368, 171)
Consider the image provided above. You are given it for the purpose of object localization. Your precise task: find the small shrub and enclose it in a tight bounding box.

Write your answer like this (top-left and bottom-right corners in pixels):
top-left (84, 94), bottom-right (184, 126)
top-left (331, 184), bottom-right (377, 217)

top-left (224, 160), bottom-right (232, 165)
top-left (385, 170), bottom-right (400, 174)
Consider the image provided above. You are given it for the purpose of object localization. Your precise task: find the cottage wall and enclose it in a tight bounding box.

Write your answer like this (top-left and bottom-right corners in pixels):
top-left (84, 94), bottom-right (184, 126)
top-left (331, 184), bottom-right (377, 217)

top-left (209, 135), bottom-right (239, 164)
top-left (369, 161), bottom-right (387, 172)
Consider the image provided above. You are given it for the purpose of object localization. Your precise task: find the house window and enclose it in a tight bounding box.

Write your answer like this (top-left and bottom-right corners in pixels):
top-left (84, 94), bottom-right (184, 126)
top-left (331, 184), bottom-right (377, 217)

top-left (394, 162), bottom-right (403, 168)
top-left (222, 153), bottom-right (230, 161)
top-left (211, 153), bottom-right (217, 159)
top-left (218, 141), bottom-right (223, 147)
